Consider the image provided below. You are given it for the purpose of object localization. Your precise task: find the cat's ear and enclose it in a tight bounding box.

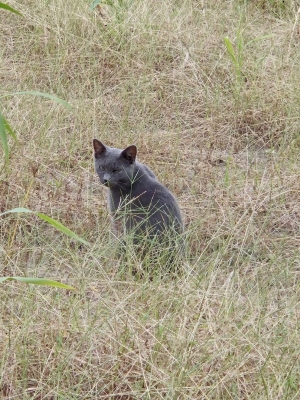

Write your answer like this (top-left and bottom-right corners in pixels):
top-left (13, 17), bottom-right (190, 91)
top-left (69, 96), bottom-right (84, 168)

top-left (121, 145), bottom-right (137, 164)
top-left (93, 139), bottom-right (106, 158)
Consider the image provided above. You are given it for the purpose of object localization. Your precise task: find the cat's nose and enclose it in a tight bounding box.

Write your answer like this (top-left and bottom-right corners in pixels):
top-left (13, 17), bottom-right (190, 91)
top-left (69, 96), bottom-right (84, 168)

top-left (103, 173), bottom-right (111, 186)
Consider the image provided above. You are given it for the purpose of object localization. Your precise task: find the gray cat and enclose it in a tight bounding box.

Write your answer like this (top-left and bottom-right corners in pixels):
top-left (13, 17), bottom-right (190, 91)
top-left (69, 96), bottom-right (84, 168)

top-left (93, 139), bottom-right (183, 245)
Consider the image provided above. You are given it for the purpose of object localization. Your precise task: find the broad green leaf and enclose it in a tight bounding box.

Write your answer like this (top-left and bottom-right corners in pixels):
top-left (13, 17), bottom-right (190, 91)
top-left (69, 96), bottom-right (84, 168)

top-left (0, 2), bottom-right (22, 15)
top-left (0, 111), bottom-right (9, 162)
top-left (0, 207), bottom-right (32, 216)
top-left (0, 91), bottom-right (72, 110)
top-left (90, 0), bottom-right (102, 10)
top-left (0, 208), bottom-right (90, 246)
top-left (3, 116), bottom-right (17, 140)
top-left (36, 212), bottom-right (90, 246)
top-left (224, 37), bottom-right (236, 65)
top-left (0, 276), bottom-right (75, 289)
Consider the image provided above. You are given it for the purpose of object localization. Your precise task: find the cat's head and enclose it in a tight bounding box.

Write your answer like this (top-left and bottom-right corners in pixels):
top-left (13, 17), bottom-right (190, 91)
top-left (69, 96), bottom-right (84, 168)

top-left (93, 139), bottom-right (137, 189)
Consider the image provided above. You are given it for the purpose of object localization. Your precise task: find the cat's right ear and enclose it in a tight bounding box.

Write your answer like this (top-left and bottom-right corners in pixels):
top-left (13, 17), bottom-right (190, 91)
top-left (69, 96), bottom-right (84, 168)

top-left (93, 139), bottom-right (106, 158)
top-left (121, 145), bottom-right (137, 164)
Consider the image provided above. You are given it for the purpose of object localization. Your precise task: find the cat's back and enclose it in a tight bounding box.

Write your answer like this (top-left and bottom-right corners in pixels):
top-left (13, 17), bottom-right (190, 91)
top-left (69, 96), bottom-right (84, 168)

top-left (131, 163), bottom-right (183, 231)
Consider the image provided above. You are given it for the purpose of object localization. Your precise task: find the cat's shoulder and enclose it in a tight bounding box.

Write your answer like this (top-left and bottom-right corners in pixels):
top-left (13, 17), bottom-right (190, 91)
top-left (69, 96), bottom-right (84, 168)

top-left (136, 161), bottom-right (157, 180)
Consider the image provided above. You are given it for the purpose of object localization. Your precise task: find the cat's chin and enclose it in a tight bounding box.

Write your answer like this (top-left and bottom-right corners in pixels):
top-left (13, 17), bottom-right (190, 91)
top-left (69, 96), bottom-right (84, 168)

top-left (102, 181), bottom-right (122, 189)
top-left (102, 181), bottom-right (111, 188)
top-left (105, 181), bottom-right (131, 190)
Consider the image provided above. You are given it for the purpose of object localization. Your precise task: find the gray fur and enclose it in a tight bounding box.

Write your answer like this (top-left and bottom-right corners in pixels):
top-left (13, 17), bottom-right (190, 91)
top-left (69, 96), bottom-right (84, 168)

top-left (93, 139), bottom-right (183, 239)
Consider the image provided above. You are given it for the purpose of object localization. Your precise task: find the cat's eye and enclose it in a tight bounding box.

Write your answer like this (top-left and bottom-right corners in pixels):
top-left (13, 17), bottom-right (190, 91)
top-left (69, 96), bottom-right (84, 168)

top-left (99, 166), bottom-right (105, 171)
top-left (112, 169), bottom-right (120, 173)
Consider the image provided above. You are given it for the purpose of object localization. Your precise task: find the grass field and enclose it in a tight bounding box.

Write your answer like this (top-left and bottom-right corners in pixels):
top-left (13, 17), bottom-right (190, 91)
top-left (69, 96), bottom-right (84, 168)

top-left (1, 0), bottom-right (300, 398)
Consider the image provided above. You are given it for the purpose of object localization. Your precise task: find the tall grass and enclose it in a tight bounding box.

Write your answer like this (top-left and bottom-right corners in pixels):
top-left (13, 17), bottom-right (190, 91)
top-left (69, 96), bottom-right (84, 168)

top-left (0, 0), bottom-right (299, 398)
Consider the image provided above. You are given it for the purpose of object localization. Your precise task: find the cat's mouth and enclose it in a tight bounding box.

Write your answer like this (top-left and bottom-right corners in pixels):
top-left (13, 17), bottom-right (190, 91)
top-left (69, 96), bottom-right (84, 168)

top-left (102, 179), bottom-right (127, 188)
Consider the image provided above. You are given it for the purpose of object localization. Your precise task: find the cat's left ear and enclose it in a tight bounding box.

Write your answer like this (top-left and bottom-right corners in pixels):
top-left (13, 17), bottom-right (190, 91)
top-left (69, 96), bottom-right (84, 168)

top-left (121, 145), bottom-right (137, 164)
top-left (93, 139), bottom-right (106, 158)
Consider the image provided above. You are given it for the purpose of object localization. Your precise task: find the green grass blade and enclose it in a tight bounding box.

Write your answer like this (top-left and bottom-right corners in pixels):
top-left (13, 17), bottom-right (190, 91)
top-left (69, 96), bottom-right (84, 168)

top-left (36, 212), bottom-right (90, 246)
top-left (0, 207), bottom-right (33, 216)
top-left (0, 2), bottom-right (22, 15)
top-left (3, 116), bottom-right (17, 140)
top-left (0, 208), bottom-right (90, 246)
top-left (0, 110), bottom-right (9, 162)
top-left (224, 36), bottom-right (237, 65)
top-left (0, 276), bottom-right (75, 289)
top-left (245, 34), bottom-right (274, 48)
top-left (0, 91), bottom-right (73, 110)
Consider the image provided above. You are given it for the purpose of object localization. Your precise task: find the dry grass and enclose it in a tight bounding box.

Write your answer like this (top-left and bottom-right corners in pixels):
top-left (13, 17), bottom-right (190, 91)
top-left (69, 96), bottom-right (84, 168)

top-left (1, 0), bottom-right (300, 398)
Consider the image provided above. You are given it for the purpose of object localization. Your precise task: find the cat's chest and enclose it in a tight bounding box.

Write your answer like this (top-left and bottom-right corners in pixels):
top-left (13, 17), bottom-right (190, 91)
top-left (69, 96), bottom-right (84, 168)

top-left (108, 188), bottom-right (156, 212)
